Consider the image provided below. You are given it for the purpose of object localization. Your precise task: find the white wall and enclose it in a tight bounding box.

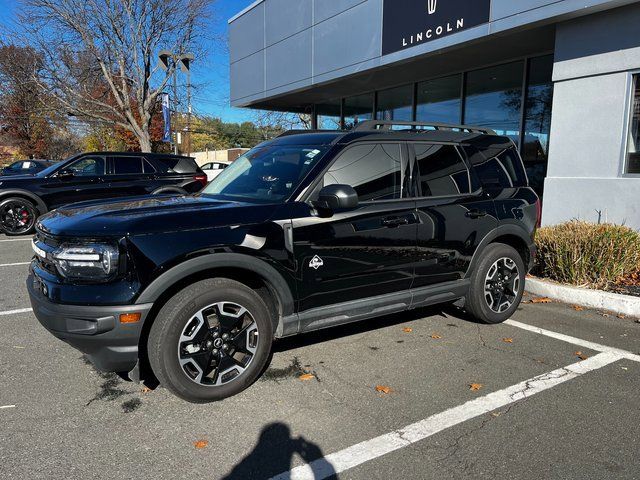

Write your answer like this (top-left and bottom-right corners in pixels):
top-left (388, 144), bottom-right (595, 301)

top-left (543, 4), bottom-right (640, 229)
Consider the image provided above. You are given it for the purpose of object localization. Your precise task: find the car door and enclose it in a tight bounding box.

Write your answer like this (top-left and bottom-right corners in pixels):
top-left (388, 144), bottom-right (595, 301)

top-left (411, 142), bottom-right (497, 288)
top-left (41, 155), bottom-right (111, 208)
top-left (292, 142), bottom-right (418, 314)
top-left (105, 155), bottom-right (155, 198)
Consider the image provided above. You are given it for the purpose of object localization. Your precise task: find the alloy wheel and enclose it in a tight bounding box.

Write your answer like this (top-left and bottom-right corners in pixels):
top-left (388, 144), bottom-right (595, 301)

top-left (177, 302), bottom-right (259, 386)
top-left (0, 200), bottom-right (35, 235)
top-left (484, 257), bottom-right (521, 313)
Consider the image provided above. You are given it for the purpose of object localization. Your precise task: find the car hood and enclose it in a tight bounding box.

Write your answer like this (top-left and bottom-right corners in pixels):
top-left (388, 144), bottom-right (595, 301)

top-left (37, 194), bottom-right (278, 237)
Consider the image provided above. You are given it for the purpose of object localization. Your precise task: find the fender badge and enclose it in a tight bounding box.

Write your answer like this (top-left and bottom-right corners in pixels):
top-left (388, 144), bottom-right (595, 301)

top-left (309, 255), bottom-right (324, 270)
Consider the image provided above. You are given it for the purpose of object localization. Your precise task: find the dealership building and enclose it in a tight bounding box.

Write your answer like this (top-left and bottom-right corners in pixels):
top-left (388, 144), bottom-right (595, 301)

top-left (229, 0), bottom-right (640, 228)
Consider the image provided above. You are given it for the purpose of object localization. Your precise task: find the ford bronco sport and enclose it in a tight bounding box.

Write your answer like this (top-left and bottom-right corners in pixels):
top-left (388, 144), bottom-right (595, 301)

top-left (27, 121), bottom-right (539, 403)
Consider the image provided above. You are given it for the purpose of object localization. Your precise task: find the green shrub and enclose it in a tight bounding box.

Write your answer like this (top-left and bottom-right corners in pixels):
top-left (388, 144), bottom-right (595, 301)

top-left (534, 221), bottom-right (640, 289)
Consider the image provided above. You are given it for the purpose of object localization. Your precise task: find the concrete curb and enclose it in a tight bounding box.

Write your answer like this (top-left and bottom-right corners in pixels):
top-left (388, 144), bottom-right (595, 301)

top-left (525, 277), bottom-right (640, 318)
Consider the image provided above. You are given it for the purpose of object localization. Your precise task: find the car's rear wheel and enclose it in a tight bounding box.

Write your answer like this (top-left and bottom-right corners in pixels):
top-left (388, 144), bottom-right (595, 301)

top-left (0, 197), bottom-right (38, 235)
top-left (147, 278), bottom-right (273, 403)
top-left (464, 243), bottom-right (525, 324)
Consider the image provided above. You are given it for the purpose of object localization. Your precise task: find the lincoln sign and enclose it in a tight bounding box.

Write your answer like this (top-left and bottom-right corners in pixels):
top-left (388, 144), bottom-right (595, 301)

top-left (382, 0), bottom-right (491, 56)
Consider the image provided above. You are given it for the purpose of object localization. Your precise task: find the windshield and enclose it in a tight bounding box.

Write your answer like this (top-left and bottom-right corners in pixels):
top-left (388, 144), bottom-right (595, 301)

top-left (202, 145), bottom-right (329, 203)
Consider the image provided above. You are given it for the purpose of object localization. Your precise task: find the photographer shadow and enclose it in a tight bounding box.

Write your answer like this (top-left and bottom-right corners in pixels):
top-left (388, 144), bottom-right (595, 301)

top-left (222, 422), bottom-right (338, 480)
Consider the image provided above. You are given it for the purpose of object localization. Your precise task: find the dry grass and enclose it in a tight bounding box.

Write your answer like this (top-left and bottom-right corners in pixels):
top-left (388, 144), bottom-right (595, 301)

top-left (534, 221), bottom-right (640, 290)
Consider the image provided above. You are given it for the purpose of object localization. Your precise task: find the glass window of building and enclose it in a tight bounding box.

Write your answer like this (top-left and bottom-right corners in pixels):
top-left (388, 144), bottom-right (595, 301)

top-left (324, 143), bottom-right (403, 201)
top-left (628, 74), bottom-right (640, 174)
top-left (464, 61), bottom-right (524, 141)
top-left (344, 93), bottom-right (374, 129)
top-left (416, 75), bottom-right (462, 124)
top-left (316, 99), bottom-right (341, 130)
top-left (522, 55), bottom-right (554, 195)
top-left (377, 85), bottom-right (413, 122)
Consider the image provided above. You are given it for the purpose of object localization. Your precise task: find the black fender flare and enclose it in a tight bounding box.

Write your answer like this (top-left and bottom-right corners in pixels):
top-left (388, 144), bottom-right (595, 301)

top-left (465, 224), bottom-right (535, 278)
top-left (151, 187), bottom-right (187, 195)
top-left (0, 189), bottom-right (48, 215)
top-left (134, 253), bottom-right (295, 317)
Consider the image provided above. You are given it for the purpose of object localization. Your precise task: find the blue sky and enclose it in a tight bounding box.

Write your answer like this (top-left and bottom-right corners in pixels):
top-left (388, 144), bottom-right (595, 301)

top-left (0, 0), bottom-right (257, 124)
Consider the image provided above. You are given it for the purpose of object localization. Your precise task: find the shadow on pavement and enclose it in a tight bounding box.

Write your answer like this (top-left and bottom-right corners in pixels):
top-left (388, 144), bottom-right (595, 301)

top-left (222, 422), bottom-right (337, 480)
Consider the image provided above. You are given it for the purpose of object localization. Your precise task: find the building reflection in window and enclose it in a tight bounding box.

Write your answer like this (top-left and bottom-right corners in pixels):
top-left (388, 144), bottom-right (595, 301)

top-left (344, 93), bottom-right (374, 129)
top-left (377, 85), bottom-right (413, 122)
top-left (416, 74), bottom-right (462, 124)
top-left (522, 55), bottom-right (554, 195)
top-left (464, 61), bottom-right (524, 142)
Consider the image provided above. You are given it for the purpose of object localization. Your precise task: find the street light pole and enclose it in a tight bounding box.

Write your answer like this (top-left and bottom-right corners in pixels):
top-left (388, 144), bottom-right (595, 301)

top-left (158, 50), bottom-right (194, 156)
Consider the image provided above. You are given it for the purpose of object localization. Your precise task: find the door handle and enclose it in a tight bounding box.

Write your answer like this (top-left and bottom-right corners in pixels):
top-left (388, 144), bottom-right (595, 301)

top-left (465, 209), bottom-right (488, 219)
top-left (382, 216), bottom-right (410, 228)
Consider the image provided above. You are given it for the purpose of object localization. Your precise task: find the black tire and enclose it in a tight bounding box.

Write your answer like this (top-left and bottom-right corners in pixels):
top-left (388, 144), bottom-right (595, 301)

top-left (0, 197), bottom-right (38, 236)
top-left (464, 243), bottom-right (525, 324)
top-left (147, 278), bottom-right (273, 403)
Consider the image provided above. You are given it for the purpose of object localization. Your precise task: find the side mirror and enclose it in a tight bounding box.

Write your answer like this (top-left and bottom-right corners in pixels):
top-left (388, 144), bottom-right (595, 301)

top-left (316, 184), bottom-right (359, 212)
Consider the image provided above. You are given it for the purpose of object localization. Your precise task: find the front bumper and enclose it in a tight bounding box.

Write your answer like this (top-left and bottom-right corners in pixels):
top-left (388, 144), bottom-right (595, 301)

top-left (27, 273), bottom-right (153, 373)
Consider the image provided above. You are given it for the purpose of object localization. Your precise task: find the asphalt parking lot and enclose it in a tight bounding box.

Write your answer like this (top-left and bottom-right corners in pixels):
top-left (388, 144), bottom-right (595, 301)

top-left (1, 233), bottom-right (639, 480)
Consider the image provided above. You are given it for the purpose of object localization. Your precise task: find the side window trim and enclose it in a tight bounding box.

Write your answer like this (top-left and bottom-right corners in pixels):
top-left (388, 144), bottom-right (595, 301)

top-left (410, 142), bottom-right (476, 200)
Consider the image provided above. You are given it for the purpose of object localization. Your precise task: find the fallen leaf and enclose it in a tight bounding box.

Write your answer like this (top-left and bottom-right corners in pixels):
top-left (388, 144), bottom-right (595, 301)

top-left (531, 297), bottom-right (552, 304)
top-left (469, 383), bottom-right (483, 391)
top-left (402, 327), bottom-right (413, 333)
top-left (490, 412), bottom-right (501, 418)
top-left (375, 385), bottom-right (392, 395)
top-left (601, 313), bottom-right (610, 318)
top-left (617, 314), bottom-right (626, 319)
top-left (193, 440), bottom-right (208, 449)
top-left (575, 351), bottom-right (588, 360)
top-left (299, 373), bottom-right (315, 381)
top-left (502, 338), bottom-right (514, 343)
top-left (141, 387), bottom-right (152, 394)
top-left (621, 367), bottom-right (628, 371)
top-left (572, 305), bottom-right (584, 311)
top-left (431, 333), bottom-right (442, 340)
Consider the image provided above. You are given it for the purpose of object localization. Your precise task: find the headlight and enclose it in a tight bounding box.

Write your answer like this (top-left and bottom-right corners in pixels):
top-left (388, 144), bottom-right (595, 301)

top-left (52, 243), bottom-right (120, 281)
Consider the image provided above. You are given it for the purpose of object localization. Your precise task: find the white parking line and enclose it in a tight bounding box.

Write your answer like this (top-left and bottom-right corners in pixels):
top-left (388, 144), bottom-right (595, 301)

top-left (0, 308), bottom-right (33, 316)
top-left (272, 352), bottom-right (622, 480)
top-left (0, 405), bottom-right (16, 409)
top-left (0, 238), bottom-right (32, 243)
top-left (506, 319), bottom-right (640, 363)
top-left (0, 262), bottom-right (30, 267)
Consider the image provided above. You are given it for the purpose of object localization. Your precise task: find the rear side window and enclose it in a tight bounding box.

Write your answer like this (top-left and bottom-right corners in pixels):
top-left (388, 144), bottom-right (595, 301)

top-left (466, 145), bottom-right (528, 188)
top-left (112, 156), bottom-right (143, 175)
top-left (413, 144), bottom-right (471, 197)
top-left (157, 156), bottom-right (199, 173)
top-left (323, 143), bottom-right (403, 201)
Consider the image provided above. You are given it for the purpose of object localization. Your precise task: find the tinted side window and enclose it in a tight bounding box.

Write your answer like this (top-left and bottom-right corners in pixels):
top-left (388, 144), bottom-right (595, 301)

top-left (158, 156), bottom-right (199, 173)
top-left (414, 144), bottom-right (470, 197)
top-left (67, 156), bottom-right (105, 176)
top-left (113, 157), bottom-right (143, 175)
top-left (143, 159), bottom-right (156, 174)
top-left (324, 143), bottom-right (403, 201)
top-left (467, 145), bottom-right (528, 188)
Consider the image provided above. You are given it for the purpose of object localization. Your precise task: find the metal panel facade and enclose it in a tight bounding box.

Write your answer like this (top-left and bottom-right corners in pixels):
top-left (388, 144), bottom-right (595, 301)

top-left (229, 0), bottom-right (635, 106)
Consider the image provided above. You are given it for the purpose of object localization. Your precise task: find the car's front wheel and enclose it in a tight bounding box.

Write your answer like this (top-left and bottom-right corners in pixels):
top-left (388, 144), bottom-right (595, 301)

top-left (464, 243), bottom-right (525, 324)
top-left (0, 197), bottom-right (38, 235)
top-left (147, 278), bottom-right (273, 403)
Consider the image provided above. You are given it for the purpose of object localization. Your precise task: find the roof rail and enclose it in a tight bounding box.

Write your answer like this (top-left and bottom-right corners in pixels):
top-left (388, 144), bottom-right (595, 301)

top-left (276, 129), bottom-right (341, 138)
top-left (353, 120), bottom-right (496, 135)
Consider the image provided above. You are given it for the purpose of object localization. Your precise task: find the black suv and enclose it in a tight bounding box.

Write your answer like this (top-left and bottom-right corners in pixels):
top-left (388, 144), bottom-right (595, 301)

top-left (0, 152), bottom-right (207, 235)
top-left (27, 121), bottom-right (539, 403)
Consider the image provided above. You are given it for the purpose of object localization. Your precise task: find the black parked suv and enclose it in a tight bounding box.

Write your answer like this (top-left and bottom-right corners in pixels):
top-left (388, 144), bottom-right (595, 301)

top-left (27, 121), bottom-right (540, 403)
top-left (0, 152), bottom-right (207, 235)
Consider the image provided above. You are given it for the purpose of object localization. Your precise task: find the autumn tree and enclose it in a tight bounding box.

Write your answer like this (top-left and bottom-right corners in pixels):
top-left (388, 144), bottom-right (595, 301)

top-left (21, 0), bottom-right (213, 152)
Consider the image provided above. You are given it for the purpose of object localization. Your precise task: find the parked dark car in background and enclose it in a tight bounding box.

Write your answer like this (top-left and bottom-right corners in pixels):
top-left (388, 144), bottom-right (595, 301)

top-left (0, 152), bottom-right (207, 235)
top-left (1, 159), bottom-right (55, 177)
